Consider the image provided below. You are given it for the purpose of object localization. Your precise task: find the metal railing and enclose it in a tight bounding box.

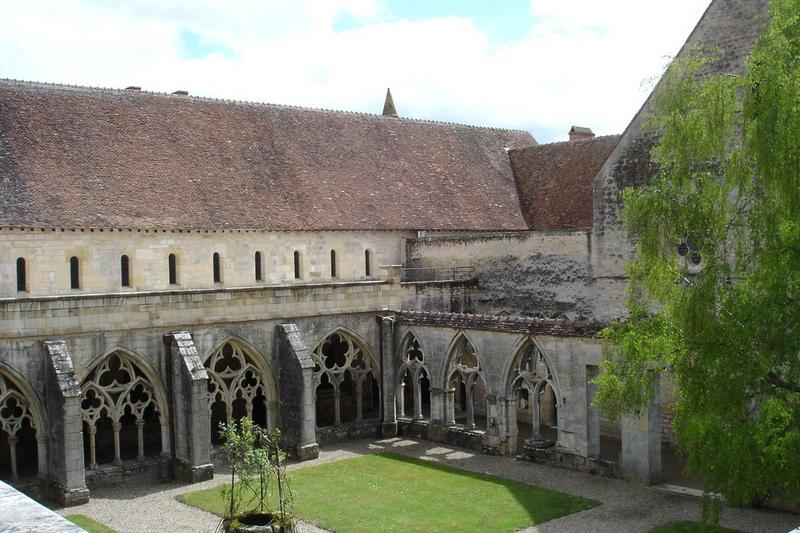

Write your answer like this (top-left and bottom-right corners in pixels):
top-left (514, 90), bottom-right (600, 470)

top-left (400, 266), bottom-right (476, 283)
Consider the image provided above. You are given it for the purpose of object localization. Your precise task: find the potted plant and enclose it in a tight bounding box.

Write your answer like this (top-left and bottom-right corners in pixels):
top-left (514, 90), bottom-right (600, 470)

top-left (218, 417), bottom-right (294, 532)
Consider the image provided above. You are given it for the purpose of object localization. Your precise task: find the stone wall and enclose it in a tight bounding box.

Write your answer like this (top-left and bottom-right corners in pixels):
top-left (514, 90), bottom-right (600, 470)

top-left (404, 230), bottom-right (626, 321)
top-left (0, 228), bottom-right (413, 298)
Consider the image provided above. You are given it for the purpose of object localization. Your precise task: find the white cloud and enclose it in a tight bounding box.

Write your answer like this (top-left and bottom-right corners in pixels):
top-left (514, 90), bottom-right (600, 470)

top-left (0, 0), bottom-right (710, 142)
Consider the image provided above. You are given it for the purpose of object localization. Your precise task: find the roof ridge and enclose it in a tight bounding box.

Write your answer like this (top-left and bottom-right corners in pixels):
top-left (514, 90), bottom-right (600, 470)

top-left (508, 133), bottom-right (621, 152)
top-left (0, 77), bottom-right (533, 135)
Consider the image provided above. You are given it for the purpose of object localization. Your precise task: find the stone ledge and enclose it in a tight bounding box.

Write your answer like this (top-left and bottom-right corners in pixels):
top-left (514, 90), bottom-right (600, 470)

top-left (0, 279), bottom-right (393, 306)
top-left (0, 480), bottom-right (84, 531)
top-left (519, 445), bottom-right (619, 478)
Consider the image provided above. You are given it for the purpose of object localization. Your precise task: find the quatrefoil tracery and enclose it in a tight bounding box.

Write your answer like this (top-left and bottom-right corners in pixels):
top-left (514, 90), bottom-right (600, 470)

top-left (80, 353), bottom-right (161, 428)
top-left (0, 374), bottom-right (35, 438)
top-left (311, 333), bottom-right (375, 389)
top-left (205, 342), bottom-right (267, 412)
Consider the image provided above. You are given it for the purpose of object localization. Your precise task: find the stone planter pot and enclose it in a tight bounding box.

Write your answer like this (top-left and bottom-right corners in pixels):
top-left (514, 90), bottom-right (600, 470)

top-left (223, 513), bottom-right (294, 533)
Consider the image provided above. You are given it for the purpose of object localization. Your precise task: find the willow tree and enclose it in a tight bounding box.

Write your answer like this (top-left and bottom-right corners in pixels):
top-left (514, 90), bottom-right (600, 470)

top-left (594, 0), bottom-right (800, 507)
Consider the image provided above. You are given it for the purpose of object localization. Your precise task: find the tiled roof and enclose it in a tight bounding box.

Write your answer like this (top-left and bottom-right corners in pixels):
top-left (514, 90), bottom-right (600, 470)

top-left (510, 135), bottom-right (620, 230)
top-left (0, 80), bottom-right (536, 231)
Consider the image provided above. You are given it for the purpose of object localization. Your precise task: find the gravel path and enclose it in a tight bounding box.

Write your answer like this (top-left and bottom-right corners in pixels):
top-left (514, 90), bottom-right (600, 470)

top-left (59, 437), bottom-right (798, 533)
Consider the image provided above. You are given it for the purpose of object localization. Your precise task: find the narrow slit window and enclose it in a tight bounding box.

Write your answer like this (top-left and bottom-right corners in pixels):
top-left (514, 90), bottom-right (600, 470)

top-left (293, 251), bottom-right (301, 279)
top-left (120, 255), bottom-right (130, 287)
top-left (168, 254), bottom-right (178, 285)
top-left (365, 250), bottom-right (371, 277)
top-left (255, 251), bottom-right (263, 282)
top-left (330, 250), bottom-right (337, 278)
top-left (70, 256), bottom-right (80, 289)
top-left (16, 257), bottom-right (26, 292)
top-left (213, 252), bottom-right (222, 283)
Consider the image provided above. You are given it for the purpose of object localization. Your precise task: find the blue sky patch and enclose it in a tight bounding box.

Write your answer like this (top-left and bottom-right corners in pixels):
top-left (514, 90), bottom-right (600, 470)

top-left (179, 29), bottom-right (236, 60)
top-left (335, 0), bottom-right (533, 43)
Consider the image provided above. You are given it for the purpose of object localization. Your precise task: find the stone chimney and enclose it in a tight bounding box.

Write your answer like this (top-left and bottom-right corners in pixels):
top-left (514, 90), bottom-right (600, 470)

top-left (382, 88), bottom-right (398, 117)
top-left (569, 126), bottom-right (595, 141)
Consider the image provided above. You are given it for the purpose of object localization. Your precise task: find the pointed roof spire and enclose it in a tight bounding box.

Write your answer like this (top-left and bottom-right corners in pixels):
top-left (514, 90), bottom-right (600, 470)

top-left (382, 88), bottom-right (397, 117)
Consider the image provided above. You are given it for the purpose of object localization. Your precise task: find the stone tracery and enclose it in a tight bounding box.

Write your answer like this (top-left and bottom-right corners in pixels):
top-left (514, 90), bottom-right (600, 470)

top-left (80, 352), bottom-right (167, 469)
top-left (397, 334), bottom-right (431, 420)
top-left (0, 373), bottom-right (41, 482)
top-left (205, 340), bottom-right (272, 444)
top-left (445, 335), bottom-right (487, 429)
top-left (509, 340), bottom-right (559, 444)
top-left (312, 332), bottom-right (380, 427)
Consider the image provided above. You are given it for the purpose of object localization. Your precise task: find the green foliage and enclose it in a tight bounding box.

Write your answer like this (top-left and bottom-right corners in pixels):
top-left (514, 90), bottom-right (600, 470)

top-left (218, 418), bottom-right (294, 527)
top-left (595, 0), bottom-right (800, 508)
top-left (179, 452), bottom-right (598, 532)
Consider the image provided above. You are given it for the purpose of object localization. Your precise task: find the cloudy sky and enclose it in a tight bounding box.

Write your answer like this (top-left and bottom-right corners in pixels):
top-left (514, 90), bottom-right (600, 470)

top-left (0, 0), bottom-right (709, 142)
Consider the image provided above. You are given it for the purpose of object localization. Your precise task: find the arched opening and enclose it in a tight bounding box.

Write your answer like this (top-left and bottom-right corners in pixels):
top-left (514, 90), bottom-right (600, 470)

top-left (204, 340), bottom-right (275, 444)
top-left (293, 251), bottom-right (302, 279)
top-left (397, 334), bottom-right (430, 420)
top-left (471, 374), bottom-right (488, 430)
top-left (311, 330), bottom-right (379, 428)
top-left (364, 249), bottom-right (372, 277)
top-left (213, 252), bottom-right (222, 283)
top-left (15, 257), bottom-right (26, 293)
top-left (419, 370), bottom-right (431, 418)
top-left (362, 372), bottom-right (380, 419)
top-left (168, 253), bottom-right (178, 285)
top-left (69, 256), bottom-right (80, 289)
top-left (0, 372), bottom-right (40, 483)
top-left (315, 375), bottom-right (335, 427)
top-left (538, 382), bottom-right (558, 441)
top-left (120, 255), bottom-right (130, 287)
top-left (80, 352), bottom-right (166, 469)
top-left (506, 339), bottom-right (561, 451)
top-left (445, 335), bottom-right (484, 430)
top-left (255, 252), bottom-right (263, 282)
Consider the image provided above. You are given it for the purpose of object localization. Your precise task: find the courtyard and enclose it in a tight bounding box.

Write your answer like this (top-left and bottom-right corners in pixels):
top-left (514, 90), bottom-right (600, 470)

top-left (59, 437), bottom-right (796, 533)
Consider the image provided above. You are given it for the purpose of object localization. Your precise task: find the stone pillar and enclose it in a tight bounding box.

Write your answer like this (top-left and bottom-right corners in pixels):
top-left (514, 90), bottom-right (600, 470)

top-left (87, 426), bottom-right (97, 470)
top-left (465, 381), bottom-right (475, 429)
top-left (445, 387), bottom-right (456, 426)
top-left (413, 376), bottom-right (423, 420)
top-left (136, 419), bottom-right (146, 461)
top-left (428, 387), bottom-right (444, 425)
top-left (620, 380), bottom-right (661, 485)
top-left (167, 332), bottom-right (213, 483)
top-left (397, 381), bottom-right (406, 418)
top-left (504, 397), bottom-right (518, 455)
top-left (36, 437), bottom-right (47, 480)
top-left (276, 324), bottom-right (319, 460)
top-left (378, 315), bottom-right (398, 437)
top-left (586, 365), bottom-right (601, 458)
top-left (112, 422), bottom-right (122, 465)
top-left (43, 340), bottom-right (90, 506)
top-left (7, 437), bottom-right (17, 482)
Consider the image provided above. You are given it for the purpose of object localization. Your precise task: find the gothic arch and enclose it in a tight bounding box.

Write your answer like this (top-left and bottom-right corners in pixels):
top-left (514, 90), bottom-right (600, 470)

top-left (79, 347), bottom-right (169, 469)
top-left (203, 336), bottom-right (278, 444)
top-left (502, 336), bottom-right (563, 406)
top-left (442, 331), bottom-right (489, 430)
top-left (396, 331), bottom-right (431, 420)
top-left (0, 363), bottom-right (46, 482)
top-left (309, 327), bottom-right (380, 427)
top-left (504, 337), bottom-right (563, 450)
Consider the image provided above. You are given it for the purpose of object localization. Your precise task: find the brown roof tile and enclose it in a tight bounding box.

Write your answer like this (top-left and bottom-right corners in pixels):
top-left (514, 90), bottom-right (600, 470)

top-left (0, 80), bottom-right (536, 231)
top-left (510, 135), bottom-right (620, 230)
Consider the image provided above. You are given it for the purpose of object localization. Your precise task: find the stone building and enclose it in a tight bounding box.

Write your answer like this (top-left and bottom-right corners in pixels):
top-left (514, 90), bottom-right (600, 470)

top-left (0, 0), bottom-right (767, 506)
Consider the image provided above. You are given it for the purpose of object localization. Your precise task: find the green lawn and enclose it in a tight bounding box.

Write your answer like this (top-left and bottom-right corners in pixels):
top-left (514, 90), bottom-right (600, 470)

top-left (64, 514), bottom-right (116, 533)
top-left (648, 522), bottom-right (742, 533)
top-left (178, 452), bottom-right (598, 532)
